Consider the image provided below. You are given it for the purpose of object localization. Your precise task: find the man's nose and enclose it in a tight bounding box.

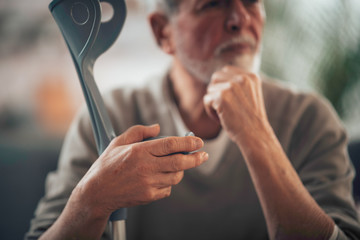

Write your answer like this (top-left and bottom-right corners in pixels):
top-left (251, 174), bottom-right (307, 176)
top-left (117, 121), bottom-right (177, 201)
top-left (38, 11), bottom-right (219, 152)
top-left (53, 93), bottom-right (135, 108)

top-left (225, 1), bottom-right (251, 33)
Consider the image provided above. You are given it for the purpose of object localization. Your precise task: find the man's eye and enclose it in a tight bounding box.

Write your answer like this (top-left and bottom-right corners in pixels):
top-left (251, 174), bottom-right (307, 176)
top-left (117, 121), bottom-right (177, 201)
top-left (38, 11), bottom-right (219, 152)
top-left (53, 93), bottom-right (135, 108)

top-left (201, 1), bottom-right (221, 10)
top-left (244, 0), bottom-right (259, 4)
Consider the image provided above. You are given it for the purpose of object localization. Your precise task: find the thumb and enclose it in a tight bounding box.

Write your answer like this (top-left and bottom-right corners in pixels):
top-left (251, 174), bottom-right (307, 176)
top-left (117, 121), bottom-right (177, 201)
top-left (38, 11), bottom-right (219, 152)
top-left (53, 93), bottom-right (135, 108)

top-left (113, 124), bottom-right (160, 146)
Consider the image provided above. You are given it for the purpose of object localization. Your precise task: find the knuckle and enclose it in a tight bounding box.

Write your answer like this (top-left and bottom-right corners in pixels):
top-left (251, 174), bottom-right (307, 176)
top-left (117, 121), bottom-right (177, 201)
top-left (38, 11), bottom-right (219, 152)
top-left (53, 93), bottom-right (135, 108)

top-left (126, 125), bottom-right (144, 140)
top-left (144, 188), bottom-right (155, 201)
top-left (163, 138), bottom-right (178, 152)
top-left (231, 82), bottom-right (241, 93)
top-left (211, 72), bottom-right (224, 83)
top-left (188, 140), bottom-right (197, 152)
top-left (242, 75), bottom-right (250, 84)
top-left (219, 91), bottom-right (231, 105)
top-left (223, 66), bottom-right (231, 72)
top-left (171, 158), bottom-right (180, 171)
top-left (219, 89), bottom-right (228, 99)
top-left (211, 72), bottom-right (220, 81)
top-left (130, 124), bottom-right (142, 132)
top-left (194, 155), bottom-right (202, 167)
top-left (128, 145), bottom-right (137, 157)
top-left (130, 144), bottom-right (142, 154)
top-left (229, 82), bottom-right (240, 93)
top-left (164, 188), bottom-right (172, 198)
top-left (230, 81), bottom-right (238, 88)
top-left (133, 130), bottom-right (143, 140)
top-left (111, 135), bottom-right (123, 146)
top-left (174, 171), bottom-right (184, 185)
top-left (141, 176), bottom-right (153, 187)
top-left (249, 72), bottom-right (259, 81)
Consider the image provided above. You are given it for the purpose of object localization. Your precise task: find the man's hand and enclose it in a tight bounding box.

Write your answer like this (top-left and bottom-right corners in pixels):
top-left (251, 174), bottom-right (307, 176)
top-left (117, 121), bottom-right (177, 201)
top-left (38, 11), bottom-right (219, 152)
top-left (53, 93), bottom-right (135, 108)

top-left (40, 124), bottom-right (208, 240)
top-left (203, 66), bottom-right (271, 146)
top-left (204, 66), bottom-right (335, 239)
top-left (76, 124), bottom-right (208, 217)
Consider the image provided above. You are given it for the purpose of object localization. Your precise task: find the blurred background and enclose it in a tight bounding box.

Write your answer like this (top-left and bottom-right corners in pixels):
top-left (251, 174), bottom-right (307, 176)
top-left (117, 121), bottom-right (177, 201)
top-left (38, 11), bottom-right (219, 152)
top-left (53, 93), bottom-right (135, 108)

top-left (0, 0), bottom-right (359, 239)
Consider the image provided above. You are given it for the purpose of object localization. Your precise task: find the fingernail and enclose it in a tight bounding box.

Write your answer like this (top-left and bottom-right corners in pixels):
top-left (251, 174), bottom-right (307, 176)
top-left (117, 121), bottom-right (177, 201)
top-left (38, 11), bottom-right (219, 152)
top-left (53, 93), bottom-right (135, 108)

top-left (202, 152), bottom-right (209, 160)
top-left (195, 138), bottom-right (204, 149)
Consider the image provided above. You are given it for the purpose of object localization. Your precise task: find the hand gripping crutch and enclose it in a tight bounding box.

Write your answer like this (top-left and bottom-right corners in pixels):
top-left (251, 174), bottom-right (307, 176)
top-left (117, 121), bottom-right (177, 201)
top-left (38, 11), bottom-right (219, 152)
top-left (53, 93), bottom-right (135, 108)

top-left (48, 0), bottom-right (127, 239)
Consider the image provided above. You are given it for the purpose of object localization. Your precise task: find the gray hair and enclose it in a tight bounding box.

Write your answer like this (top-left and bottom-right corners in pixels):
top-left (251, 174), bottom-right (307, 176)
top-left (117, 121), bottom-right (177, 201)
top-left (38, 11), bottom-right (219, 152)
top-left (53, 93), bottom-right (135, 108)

top-left (145, 0), bottom-right (179, 15)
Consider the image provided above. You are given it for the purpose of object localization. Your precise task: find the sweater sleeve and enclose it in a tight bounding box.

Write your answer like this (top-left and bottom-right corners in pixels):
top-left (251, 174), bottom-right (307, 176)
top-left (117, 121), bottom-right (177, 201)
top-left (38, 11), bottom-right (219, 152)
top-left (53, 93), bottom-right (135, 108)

top-left (24, 106), bottom-right (112, 240)
top-left (289, 94), bottom-right (360, 239)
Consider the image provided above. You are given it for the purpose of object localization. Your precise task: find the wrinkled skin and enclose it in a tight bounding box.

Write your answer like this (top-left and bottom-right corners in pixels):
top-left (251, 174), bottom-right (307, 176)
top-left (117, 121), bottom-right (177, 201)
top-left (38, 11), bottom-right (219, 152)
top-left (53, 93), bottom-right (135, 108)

top-left (40, 125), bottom-right (208, 240)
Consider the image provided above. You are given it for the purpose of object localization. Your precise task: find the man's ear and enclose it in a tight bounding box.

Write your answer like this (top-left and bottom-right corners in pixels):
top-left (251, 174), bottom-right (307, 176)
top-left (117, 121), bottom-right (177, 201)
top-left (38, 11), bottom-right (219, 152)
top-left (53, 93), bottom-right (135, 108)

top-left (148, 13), bottom-right (174, 55)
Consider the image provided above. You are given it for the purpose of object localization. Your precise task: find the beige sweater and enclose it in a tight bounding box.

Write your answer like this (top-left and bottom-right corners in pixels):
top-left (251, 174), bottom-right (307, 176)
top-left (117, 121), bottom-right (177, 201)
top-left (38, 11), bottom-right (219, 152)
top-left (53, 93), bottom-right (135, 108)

top-left (26, 74), bottom-right (360, 239)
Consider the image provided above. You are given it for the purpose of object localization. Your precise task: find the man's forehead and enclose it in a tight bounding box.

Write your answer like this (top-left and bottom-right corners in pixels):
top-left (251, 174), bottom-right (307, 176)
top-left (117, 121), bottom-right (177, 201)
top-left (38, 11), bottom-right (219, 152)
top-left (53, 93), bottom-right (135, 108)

top-left (178, 0), bottom-right (264, 10)
top-left (176, 0), bottom-right (215, 12)
top-left (177, 0), bottom-right (197, 8)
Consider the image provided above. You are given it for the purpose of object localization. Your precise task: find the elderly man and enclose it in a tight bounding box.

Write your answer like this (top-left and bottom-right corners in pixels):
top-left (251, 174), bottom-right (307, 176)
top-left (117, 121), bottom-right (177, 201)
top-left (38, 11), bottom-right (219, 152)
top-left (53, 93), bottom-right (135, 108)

top-left (27, 0), bottom-right (360, 239)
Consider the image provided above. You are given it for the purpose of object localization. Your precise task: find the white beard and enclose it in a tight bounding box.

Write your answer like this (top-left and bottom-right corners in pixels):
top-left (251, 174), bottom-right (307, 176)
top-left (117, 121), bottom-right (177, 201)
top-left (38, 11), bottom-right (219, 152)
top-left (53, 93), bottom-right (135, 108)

top-left (175, 36), bottom-right (262, 84)
top-left (177, 50), bottom-right (262, 84)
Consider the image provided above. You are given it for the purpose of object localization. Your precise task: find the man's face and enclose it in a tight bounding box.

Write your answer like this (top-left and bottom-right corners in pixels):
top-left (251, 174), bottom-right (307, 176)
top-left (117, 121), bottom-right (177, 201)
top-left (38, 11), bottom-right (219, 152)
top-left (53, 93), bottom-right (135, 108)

top-left (169, 0), bottom-right (265, 83)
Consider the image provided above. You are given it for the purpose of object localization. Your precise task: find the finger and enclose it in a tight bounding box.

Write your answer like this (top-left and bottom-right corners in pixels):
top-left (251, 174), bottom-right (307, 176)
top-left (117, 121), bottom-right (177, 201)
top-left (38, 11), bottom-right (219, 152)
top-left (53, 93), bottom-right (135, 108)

top-left (249, 74), bottom-right (265, 110)
top-left (157, 151), bottom-right (209, 172)
top-left (222, 65), bottom-right (249, 75)
top-left (142, 186), bottom-right (173, 202)
top-left (210, 71), bottom-right (244, 91)
top-left (146, 136), bottom-right (204, 156)
top-left (240, 75), bottom-right (258, 107)
top-left (113, 124), bottom-right (160, 146)
top-left (207, 82), bottom-right (232, 94)
top-left (247, 76), bottom-right (258, 103)
top-left (222, 66), bottom-right (259, 85)
top-left (210, 71), bottom-right (233, 84)
top-left (153, 171), bottom-right (184, 188)
top-left (154, 186), bottom-right (172, 200)
top-left (223, 66), bottom-right (260, 88)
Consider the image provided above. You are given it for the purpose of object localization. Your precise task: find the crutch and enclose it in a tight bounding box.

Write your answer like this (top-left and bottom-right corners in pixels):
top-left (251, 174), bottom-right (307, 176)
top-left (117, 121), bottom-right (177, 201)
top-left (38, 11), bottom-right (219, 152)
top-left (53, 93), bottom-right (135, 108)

top-left (48, 0), bottom-right (127, 239)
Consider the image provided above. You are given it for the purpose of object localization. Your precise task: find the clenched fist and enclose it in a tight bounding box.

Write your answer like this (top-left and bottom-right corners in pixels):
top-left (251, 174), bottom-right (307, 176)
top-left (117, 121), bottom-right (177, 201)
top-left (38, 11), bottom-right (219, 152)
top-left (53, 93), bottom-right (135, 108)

top-left (203, 66), bottom-right (271, 146)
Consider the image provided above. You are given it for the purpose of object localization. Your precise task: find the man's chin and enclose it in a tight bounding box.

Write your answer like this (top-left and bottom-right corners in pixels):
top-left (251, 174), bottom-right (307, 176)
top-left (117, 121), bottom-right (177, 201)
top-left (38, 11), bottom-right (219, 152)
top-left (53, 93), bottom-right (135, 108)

top-left (227, 54), bottom-right (260, 73)
top-left (183, 53), bottom-right (261, 84)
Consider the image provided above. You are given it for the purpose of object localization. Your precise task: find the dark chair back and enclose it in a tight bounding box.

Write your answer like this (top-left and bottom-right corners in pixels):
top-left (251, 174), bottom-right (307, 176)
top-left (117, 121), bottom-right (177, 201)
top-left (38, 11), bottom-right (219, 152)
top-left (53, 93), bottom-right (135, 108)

top-left (0, 144), bottom-right (59, 240)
